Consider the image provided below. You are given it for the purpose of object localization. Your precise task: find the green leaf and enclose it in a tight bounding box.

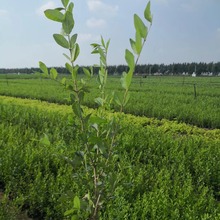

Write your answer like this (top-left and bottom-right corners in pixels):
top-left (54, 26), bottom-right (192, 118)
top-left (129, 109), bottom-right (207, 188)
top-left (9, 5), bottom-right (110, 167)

top-left (129, 33), bottom-right (143, 55)
top-left (135, 31), bottom-right (142, 55)
top-left (120, 69), bottom-right (133, 90)
top-left (98, 48), bottom-right (106, 66)
top-left (71, 215), bottom-right (79, 220)
top-left (89, 116), bottom-right (106, 125)
top-left (39, 61), bottom-right (48, 75)
top-left (72, 102), bottom-right (82, 118)
top-left (144, 1), bottom-right (153, 23)
top-left (130, 38), bottom-right (137, 54)
top-left (101, 36), bottom-right (105, 48)
top-left (71, 43), bottom-right (80, 62)
top-left (44, 9), bottom-right (64, 22)
top-left (70, 34), bottom-right (78, 49)
top-left (98, 68), bottom-right (107, 86)
top-left (100, 56), bottom-right (106, 67)
top-left (91, 43), bottom-right (100, 48)
top-left (61, 0), bottom-right (69, 8)
top-left (67, 2), bottom-right (74, 12)
top-left (62, 11), bottom-right (74, 34)
top-left (91, 49), bottom-right (100, 54)
top-left (78, 90), bottom-right (85, 102)
top-left (65, 62), bottom-right (73, 74)
top-left (63, 53), bottom-right (71, 61)
top-left (50, 68), bottom-right (58, 80)
top-left (125, 49), bottom-right (135, 70)
top-left (106, 39), bottom-right (110, 51)
top-left (66, 84), bottom-right (74, 91)
top-left (61, 77), bottom-right (66, 85)
top-left (124, 92), bottom-right (130, 106)
top-left (83, 113), bottom-right (92, 126)
top-left (53, 34), bottom-right (69, 49)
top-left (64, 209), bottom-right (76, 216)
top-left (55, 7), bottom-right (65, 11)
top-left (114, 95), bottom-right (122, 106)
top-left (90, 66), bottom-right (94, 76)
top-left (70, 93), bottom-right (76, 102)
top-left (83, 67), bottom-right (91, 78)
top-left (72, 66), bottom-right (79, 80)
top-left (134, 14), bottom-right (147, 39)
top-left (95, 97), bottom-right (105, 106)
top-left (73, 196), bottom-right (80, 210)
top-left (39, 133), bottom-right (50, 146)
top-left (120, 72), bottom-right (128, 90)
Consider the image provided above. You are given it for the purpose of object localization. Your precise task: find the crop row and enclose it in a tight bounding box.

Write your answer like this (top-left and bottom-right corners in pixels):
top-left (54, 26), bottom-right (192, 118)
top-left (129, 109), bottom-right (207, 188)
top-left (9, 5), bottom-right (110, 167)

top-left (0, 96), bottom-right (220, 219)
top-left (0, 75), bottom-right (219, 128)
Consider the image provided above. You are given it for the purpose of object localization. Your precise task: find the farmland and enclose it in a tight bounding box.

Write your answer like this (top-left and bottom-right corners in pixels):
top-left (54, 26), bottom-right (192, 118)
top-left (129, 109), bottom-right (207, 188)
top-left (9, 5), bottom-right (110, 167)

top-left (0, 74), bottom-right (220, 219)
top-left (0, 74), bottom-right (219, 128)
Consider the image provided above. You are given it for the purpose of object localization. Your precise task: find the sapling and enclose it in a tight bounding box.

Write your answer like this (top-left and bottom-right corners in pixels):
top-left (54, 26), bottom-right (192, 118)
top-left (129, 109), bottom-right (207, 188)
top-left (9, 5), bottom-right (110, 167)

top-left (37, 0), bottom-right (152, 219)
top-left (117, 2), bottom-right (153, 112)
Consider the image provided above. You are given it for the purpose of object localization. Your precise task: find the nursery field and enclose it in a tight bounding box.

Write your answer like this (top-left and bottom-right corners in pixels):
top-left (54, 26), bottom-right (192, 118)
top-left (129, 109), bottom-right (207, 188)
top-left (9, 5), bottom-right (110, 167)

top-left (0, 74), bottom-right (220, 219)
top-left (0, 74), bottom-right (219, 128)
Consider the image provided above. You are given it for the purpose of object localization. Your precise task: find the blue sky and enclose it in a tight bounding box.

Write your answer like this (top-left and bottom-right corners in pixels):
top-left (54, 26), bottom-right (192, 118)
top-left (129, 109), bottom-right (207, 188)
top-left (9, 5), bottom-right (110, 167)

top-left (0, 0), bottom-right (219, 68)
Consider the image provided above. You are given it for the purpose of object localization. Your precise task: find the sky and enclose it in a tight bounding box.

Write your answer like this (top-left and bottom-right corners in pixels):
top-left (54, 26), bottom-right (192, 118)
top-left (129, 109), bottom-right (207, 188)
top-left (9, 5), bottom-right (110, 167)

top-left (0, 0), bottom-right (220, 68)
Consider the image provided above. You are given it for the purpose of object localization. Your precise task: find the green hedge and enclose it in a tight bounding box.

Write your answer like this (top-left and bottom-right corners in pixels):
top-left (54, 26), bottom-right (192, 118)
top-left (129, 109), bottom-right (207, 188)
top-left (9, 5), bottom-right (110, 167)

top-left (0, 96), bottom-right (219, 219)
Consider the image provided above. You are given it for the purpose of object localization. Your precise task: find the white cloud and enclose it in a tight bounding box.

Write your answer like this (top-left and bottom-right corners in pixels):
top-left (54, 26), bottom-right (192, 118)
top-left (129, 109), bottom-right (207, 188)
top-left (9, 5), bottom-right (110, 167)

top-left (86, 18), bottom-right (106, 28)
top-left (78, 33), bottom-right (99, 43)
top-left (0, 9), bottom-right (8, 18)
top-left (87, 0), bottom-right (119, 15)
top-left (36, 1), bottom-right (56, 16)
top-left (78, 33), bottom-right (93, 42)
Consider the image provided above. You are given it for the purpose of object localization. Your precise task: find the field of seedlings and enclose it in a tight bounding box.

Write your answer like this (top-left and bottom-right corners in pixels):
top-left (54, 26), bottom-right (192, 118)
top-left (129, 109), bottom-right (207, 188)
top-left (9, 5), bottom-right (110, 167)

top-left (0, 74), bottom-right (219, 128)
top-left (0, 74), bottom-right (220, 219)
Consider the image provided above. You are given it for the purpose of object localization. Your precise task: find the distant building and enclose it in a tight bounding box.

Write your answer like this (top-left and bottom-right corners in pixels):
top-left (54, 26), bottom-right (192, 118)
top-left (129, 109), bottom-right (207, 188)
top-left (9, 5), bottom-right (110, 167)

top-left (201, 72), bottom-right (213, 76)
top-left (192, 72), bottom-right (196, 77)
top-left (154, 72), bottom-right (163, 76)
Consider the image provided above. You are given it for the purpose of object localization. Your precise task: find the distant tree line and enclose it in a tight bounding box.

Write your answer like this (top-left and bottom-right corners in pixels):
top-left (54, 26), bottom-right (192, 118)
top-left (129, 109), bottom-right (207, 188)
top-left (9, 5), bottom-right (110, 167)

top-left (0, 62), bottom-right (220, 76)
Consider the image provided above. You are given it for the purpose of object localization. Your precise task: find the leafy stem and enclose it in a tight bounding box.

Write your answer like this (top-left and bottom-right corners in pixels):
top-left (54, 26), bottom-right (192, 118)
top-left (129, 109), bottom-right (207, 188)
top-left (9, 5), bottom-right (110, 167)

top-left (38, 0), bottom-right (152, 219)
top-left (135, 24), bottom-right (152, 66)
top-left (119, 1), bottom-right (153, 112)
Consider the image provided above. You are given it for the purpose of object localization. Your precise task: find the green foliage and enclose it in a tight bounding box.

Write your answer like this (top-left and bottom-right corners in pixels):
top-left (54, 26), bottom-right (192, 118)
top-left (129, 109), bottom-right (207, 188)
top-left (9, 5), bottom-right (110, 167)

top-left (61, 0), bottom-right (70, 8)
top-left (62, 11), bottom-right (74, 34)
top-left (71, 43), bottom-right (80, 62)
top-left (53, 34), bottom-right (70, 49)
top-left (134, 14), bottom-right (148, 39)
top-left (50, 68), bottom-right (58, 80)
top-left (44, 9), bottom-right (64, 22)
top-left (91, 36), bottom-right (111, 109)
top-left (0, 76), bottom-right (219, 128)
top-left (0, 96), bottom-right (220, 219)
top-left (39, 61), bottom-right (48, 76)
top-left (119, 4), bottom-right (152, 112)
top-left (144, 1), bottom-right (153, 23)
top-left (1, 0), bottom-right (219, 219)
